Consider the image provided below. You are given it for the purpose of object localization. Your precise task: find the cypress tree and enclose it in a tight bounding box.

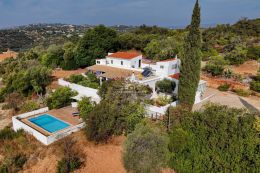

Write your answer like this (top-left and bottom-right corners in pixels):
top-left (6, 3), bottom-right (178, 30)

top-left (178, 0), bottom-right (202, 108)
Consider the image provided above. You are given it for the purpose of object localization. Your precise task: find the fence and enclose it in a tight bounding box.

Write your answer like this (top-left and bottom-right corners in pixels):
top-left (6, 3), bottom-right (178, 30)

top-left (145, 101), bottom-right (178, 119)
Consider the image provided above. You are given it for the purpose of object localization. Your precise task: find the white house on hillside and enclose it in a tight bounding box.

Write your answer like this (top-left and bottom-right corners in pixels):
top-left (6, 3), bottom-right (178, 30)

top-left (87, 51), bottom-right (206, 103)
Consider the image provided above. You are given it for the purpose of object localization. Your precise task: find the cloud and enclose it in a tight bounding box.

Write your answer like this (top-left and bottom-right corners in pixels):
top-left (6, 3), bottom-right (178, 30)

top-left (0, 0), bottom-right (259, 28)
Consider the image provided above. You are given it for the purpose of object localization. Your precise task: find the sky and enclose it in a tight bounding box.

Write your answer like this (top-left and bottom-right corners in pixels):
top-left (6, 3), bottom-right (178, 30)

top-left (0, 0), bottom-right (259, 28)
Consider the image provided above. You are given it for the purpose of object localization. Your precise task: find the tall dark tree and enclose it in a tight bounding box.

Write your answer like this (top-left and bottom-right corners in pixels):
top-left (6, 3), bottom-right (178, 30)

top-left (178, 0), bottom-right (202, 108)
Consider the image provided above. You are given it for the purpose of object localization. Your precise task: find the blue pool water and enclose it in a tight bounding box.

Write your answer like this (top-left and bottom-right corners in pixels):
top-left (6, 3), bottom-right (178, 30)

top-left (29, 114), bottom-right (70, 133)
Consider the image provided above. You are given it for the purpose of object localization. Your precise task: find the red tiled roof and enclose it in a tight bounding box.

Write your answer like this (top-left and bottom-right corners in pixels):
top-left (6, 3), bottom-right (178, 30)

top-left (107, 52), bottom-right (140, 59)
top-left (159, 58), bottom-right (176, 62)
top-left (0, 51), bottom-right (18, 62)
top-left (169, 73), bottom-right (180, 80)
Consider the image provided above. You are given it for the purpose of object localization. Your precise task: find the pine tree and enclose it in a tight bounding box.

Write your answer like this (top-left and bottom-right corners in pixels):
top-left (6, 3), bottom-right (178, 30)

top-left (178, 0), bottom-right (202, 108)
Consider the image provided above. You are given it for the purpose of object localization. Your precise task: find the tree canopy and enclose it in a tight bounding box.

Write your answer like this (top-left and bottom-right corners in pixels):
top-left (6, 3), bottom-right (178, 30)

top-left (178, 0), bottom-right (202, 108)
top-left (167, 104), bottom-right (260, 173)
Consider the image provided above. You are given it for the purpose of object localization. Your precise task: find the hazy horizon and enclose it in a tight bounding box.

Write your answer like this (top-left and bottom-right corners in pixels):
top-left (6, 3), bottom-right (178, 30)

top-left (0, 0), bottom-right (259, 29)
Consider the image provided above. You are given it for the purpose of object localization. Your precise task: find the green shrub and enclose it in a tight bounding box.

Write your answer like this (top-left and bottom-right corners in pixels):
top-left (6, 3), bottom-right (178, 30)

top-left (217, 83), bottom-right (231, 91)
top-left (225, 45), bottom-right (248, 65)
top-left (67, 74), bottom-right (85, 84)
top-left (0, 127), bottom-right (24, 141)
top-left (168, 104), bottom-right (259, 173)
top-left (247, 46), bottom-right (260, 60)
top-left (0, 154), bottom-right (27, 173)
top-left (78, 97), bottom-right (95, 120)
top-left (250, 80), bottom-right (260, 92)
top-left (233, 88), bottom-right (251, 97)
top-left (57, 157), bottom-right (82, 173)
top-left (204, 56), bottom-right (228, 76)
top-left (46, 87), bottom-right (77, 109)
top-left (202, 48), bottom-right (218, 61)
top-left (156, 79), bottom-right (176, 94)
top-left (123, 121), bottom-right (169, 173)
top-left (155, 96), bottom-right (172, 106)
top-left (20, 101), bottom-right (39, 113)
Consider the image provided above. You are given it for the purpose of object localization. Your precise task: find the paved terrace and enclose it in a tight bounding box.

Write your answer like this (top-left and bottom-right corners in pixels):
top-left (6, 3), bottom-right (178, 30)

top-left (87, 65), bottom-right (142, 79)
top-left (21, 106), bottom-right (82, 136)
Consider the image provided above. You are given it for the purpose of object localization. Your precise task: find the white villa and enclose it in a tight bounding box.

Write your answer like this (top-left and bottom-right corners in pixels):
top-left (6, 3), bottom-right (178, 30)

top-left (12, 51), bottom-right (207, 145)
top-left (87, 51), bottom-right (206, 103)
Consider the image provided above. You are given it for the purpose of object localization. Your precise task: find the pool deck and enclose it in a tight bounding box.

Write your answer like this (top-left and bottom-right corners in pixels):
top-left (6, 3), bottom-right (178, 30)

top-left (21, 106), bottom-right (83, 136)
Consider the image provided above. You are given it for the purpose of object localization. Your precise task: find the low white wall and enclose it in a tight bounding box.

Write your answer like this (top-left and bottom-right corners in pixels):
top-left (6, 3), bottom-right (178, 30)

top-left (12, 107), bottom-right (85, 145)
top-left (58, 78), bottom-right (101, 103)
top-left (145, 101), bottom-right (178, 119)
top-left (47, 123), bottom-right (85, 144)
top-left (12, 107), bottom-right (49, 145)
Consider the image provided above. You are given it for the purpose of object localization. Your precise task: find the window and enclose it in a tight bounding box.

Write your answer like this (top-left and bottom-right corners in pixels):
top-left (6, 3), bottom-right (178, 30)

top-left (111, 60), bottom-right (113, 64)
top-left (160, 65), bottom-right (164, 69)
top-left (97, 61), bottom-right (100, 64)
top-left (172, 64), bottom-right (177, 69)
top-left (121, 61), bottom-right (124, 65)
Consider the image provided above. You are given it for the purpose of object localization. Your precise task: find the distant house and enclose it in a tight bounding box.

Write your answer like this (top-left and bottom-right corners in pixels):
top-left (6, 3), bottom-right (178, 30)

top-left (0, 49), bottom-right (18, 62)
top-left (87, 51), bottom-right (207, 103)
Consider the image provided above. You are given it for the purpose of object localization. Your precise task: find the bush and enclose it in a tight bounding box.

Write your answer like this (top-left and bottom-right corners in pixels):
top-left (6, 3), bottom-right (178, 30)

top-left (67, 74), bottom-right (85, 83)
top-left (250, 80), bottom-right (260, 92)
top-left (20, 101), bottom-right (39, 113)
top-left (225, 45), bottom-right (248, 65)
top-left (56, 137), bottom-right (83, 173)
top-left (155, 96), bottom-right (172, 106)
top-left (57, 157), bottom-right (82, 173)
top-left (77, 97), bottom-right (95, 120)
top-left (0, 154), bottom-right (27, 173)
top-left (247, 46), bottom-right (260, 60)
top-left (217, 83), bottom-right (231, 91)
top-left (123, 121), bottom-right (169, 173)
top-left (156, 79), bottom-right (176, 94)
top-left (233, 88), bottom-right (251, 97)
top-left (47, 87), bottom-right (77, 109)
top-left (0, 127), bottom-right (24, 141)
top-left (67, 74), bottom-right (99, 89)
top-left (168, 104), bottom-right (259, 173)
top-left (204, 56), bottom-right (228, 76)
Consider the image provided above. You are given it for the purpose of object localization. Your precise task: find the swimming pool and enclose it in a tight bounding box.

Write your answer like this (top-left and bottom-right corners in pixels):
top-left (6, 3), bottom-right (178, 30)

top-left (29, 114), bottom-right (70, 133)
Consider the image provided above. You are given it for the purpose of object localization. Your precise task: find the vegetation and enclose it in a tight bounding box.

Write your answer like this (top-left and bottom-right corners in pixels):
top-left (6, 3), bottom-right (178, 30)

top-left (250, 74), bottom-right (260, 92)
top-left (0, 58), bottom-right (52, 97)
top-left (167, 104), bottom-right (259, 173)
top-left (85, 80), bottom-right (147, 142)
top-left (232, 88), bottom-right (251, 97)
top-left (217, 83), bottom-right (231, 91)
top-left (155, 78), bottom-right (176, 94)
top-left (178, 0), bottom-right (202, 108)
top-left (77, 97), bottom-right (95, 120)
top-left (204, 56), bottom-right (228, 76)
top-left (56, 137), bottom-right (83, 173)
top-left (46, 87), bottom-right (77, 109)
top-left (66, 74), bottom-right (99, 89)
top-left (74, 25), bottom-right (119, 67)
top-left (123, 121), bottom-right (169, 173)
top-left (20, 101), bottom-right (40, 113)
top-left (0, 127), bottom-right (34, 173)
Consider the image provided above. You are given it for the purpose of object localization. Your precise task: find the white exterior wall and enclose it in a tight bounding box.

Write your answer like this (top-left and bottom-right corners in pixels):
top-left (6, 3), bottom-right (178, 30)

top-left (105, 55), bottom-right (142, 69)
top-left (96, 59), bottom-right (107, 65)
top-left (155, 60), bottom-right (180, 77)
top-left (58, 78), bottom-right (101, 103)
top-left (12, 107), bottom-right (85, 145)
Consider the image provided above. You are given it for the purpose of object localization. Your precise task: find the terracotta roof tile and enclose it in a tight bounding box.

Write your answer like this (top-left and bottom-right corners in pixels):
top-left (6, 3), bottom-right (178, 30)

top-left (107, 51), bottom-right (140, 59)
top-left (169, 73), bottom-right (180, 80)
